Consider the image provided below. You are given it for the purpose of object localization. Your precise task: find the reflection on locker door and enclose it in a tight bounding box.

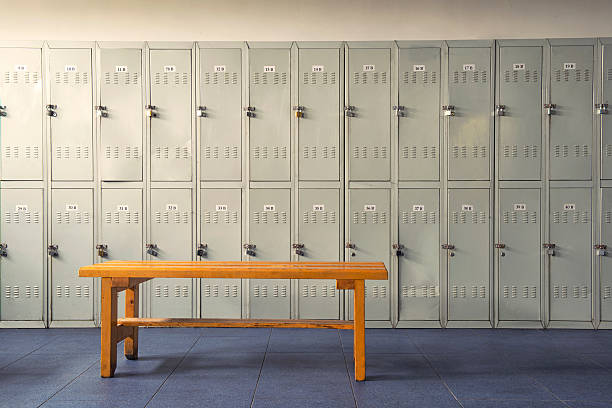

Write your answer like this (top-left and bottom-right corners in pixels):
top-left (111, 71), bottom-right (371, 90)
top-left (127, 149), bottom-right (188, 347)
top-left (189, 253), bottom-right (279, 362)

top-left (149, 49), bottom-right (192, 182)
top-left (297, 189), bottom-right (340, 319)
top-left (149, 189), bottom-right (193, 318)
top-left (248, 189), bottom-right (290, 318)
top-left (249, 48), bottom-right (290, 181)
top-left (201, 188), bottom-right (242, 318)
top-left (447, 189), bottom-right (490, 321)
top-left (48, 49), bottom-right (93, 181)
top-left (51, 189), bottom-right (94, 322)
top-left (99, 48), bottom-right (143, 181)
top-left (0, 189), bottom-right (44, 323)
top-left (601, 45), bottom-right (612, 179)
top-left (600, 188), bottom-right (612, 321)
top-left (0, 48), bottom-right (43, 180)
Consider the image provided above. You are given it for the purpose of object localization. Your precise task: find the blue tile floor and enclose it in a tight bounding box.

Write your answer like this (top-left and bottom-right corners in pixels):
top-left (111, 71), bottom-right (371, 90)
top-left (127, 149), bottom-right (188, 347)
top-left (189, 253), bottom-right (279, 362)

top-left (1, 328), bottom-right (612, 407)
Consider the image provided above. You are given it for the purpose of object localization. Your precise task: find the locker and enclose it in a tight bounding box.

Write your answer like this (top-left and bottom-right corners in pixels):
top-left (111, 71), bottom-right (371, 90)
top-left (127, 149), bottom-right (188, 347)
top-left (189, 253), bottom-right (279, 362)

top-left (601, 45), bottom-right (612, 179)
top-left (0, 48), bottom-right (43, 180)
top-left (0, 189), bottom-right (44, 322)
top-left (447, 189), bottom-right (490, 321)
top-left (297, 188), bottom-right (340, 319)
top-left (601, 188), bottom-right (612, 320)
top-left (448, 47), bottom-right (492, 181)
top-left (398, 47), bottom-right (441, 181)
top-left (199, 48), bottom-right (242, 181)
top-left (48, 48), bottom-right (94, 181)
top-left (149, 189), bottom-right (193, 318)
top-left (149, 49), bottom-right (192, 182)
top-left (50, 189), bottom-right (94, 322)
top-left (497, 46), bottom-right (542, 181)
top-left (248, 48), bottom-right (291, 181)
top-left (248, 188), bottom-right (290, 318)
top-left (498, 188), bottom-right (541, 321)
top-left (549, 188), bottom-right (592, 321)
top-left (348, 189), bottom-right (390, 321)
top-left (549, 45), bottom-right (594, 181)
top-left (297, 48), bottom-right (341, 181)
top-left (200, 188), bottom-right (242, 318)
top-left (398, 189), bottom-right (440, 321)
top-left (98, 48), bottom-right (143, 181)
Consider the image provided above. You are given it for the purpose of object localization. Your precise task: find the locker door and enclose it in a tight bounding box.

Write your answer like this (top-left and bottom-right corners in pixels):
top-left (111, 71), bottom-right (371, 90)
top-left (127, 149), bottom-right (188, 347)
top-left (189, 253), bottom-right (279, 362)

top-left (348, 189), bottom-right (390, 321)
top-left (398, 47), bottom-right (441, 181)
top-left (498, 189), bottom-right (541, 321)
top-left (150, 50), bottom-right (192, 182)
top-left (549, 188), bottom-right (591, 321)
top-left (601, 45), bottom-right (612, 179)
top-left (150, 189), bottom-right (193, 317)
top-left (448, 189), bottom-right (490, 321)
top-left (297, 188), bottom-right (340, 319)
top-left (248, 189), bottom-right (290, 318)
top-left (298, 48), bottom-right (340, 181)
top-left (549, 46), bottom-right (593, 181)
top-left (448, 47), bottom-right (491, 181)
top-left (498, 46), bottom-right (542, 181)
top-left (200, 48), bottom-right (242, 181)
top-left (0, 189), bottom-right (44, 322)
top-left (201, 188), bottom-right (242, 318)
top-left (398, 189), bottom-right (440, 321)
top-left (51, 189), bottom-right (94, 322)
top-left (249, 48), bottom-right (290, 181)
top-left (49, 49), bottom-right (93, 181)
top-left (601, 188), bottom-right (612, 320)
top-left (347, 49), bottom-right (391, 181)
top-left (99, 48), bottom-right (143, 181)
top-left (0, 48), bottom-right (43, 180)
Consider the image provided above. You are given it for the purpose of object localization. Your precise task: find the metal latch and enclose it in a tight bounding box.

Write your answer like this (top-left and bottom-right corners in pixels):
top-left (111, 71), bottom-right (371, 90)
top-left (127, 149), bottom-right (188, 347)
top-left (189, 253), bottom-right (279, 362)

top-left (0, 243), bottom-right (7, 257)
top-left (293, 106), bottom-right (305, 118)
top-left (441, 243), bottom-right (455, 257)
top-left (442, 105), bottom-right (455, 117)
top-left (345, 242), bottom-right (356, 249)
top-left (48, 244), bottom-right (58, 257)
top-left (145, 105), bottom-right (157, 118)
top-left (595, 244), bottom-right (608, 256)
top-left (292, 243), bottom-right (305, 256)
top-left (196, 106), bottom-right (207, 118)
top-left (95, 105), bottom-right (108, 118)
top-left (392, 243), bottom-right (404, 257)
top-left (243, 243), bottom-right (256, 257)
top-left (46, 104), bottom-right (57, 117)
top-left (96, 244), bottom-right (108, 258)
top-left (494, 243), bottom-right (506, 257)
top-left (196, 243), bottom-right (208, 258)
top-left (392, 105), bottom-right (405, 117)
top-left (0, 105), bottom-right (6, 117)
top-left (596, 103), bottom-right (609, 115)
top-left (543, 243), bottom-right (556, 256)
top-left (344, 106), bottom-right (356, 117)
top-left (146, 244), bottom-right (158, 256)
top-left (495, 105), bottom-right (506, 116)
top-left (244, 106), bottom-right (256, 118)
top-left (544, 103), bottom-right (556, 116)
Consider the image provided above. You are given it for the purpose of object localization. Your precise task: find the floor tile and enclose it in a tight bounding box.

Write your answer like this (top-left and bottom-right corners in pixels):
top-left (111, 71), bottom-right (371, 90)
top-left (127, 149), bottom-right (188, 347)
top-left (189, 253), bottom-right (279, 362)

top-left (200, 327), bottom-right (271, 337)
top-left (460, 400), bottom-right (567, 408)
top-left (267, 328), bottom-right (342, 353)
top-left (340, 329), bottom-right (420, 354)
top-left (189, 334), bottom-right (269, 354)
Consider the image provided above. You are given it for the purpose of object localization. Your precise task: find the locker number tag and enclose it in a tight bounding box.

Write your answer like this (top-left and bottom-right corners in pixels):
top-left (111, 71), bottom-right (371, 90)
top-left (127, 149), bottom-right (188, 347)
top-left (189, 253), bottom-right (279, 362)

top-left (513, 63), bottom-right (526, 71)
top-left (214, 65), bottom-right (226, 72)
top-left (413, 65), bottom-right (426, 72)
top-left (263, 204), bottom-right (276, 212)
top-left (463, 64), bottom-right (476, 71)
top-left (513, 203), bottom-right (527, 211)
top-left (563, 203), bottom-right (576, 210)
top-left (14, 65), bottom-right (28, 72)
top-left (215, 204), bottom-right (228, 211)
top-left (313, 204), bottom-right (325, 211)
top-left (264, 66), bottom-right (276, 73)
top-left (364, 204), bottom-right (376, 211)
top-left (413, 205), bottom-right (425, 212)
top-left (363, 64), bottom-right (375, 72)
top-left (64, 65), bottom-right (77, 72)
top-left (15, 204), bottom-right (28, 211)
top-left (115, 65), bottom-right (128, 73)
top-left (166, 204), bottom-right (178, 211)
top-left (164, 65), bottom-right (176, 73)
top-left (66, 204), bottom-right (79, 211)
top-left (461, 204), bottom-right (474, 211)
top-left (117, 205), bottom-right (129, 211)
top-left (563, 62), bottom-right (576, 70)
top-left (312, 65), bottom-right (325, 72)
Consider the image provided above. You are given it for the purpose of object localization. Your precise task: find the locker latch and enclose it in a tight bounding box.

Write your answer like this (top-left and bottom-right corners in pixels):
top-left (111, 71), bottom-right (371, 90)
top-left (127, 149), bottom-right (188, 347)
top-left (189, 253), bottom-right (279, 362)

top-left (594, 244), bottom-right (608, 256)
top-left (345, 242), bottom-right (356, 249)
top-left (392, 105), bottom-right (405, 117)
top-left (145, 105), bottom-right (158, 118)
top-left (243, 243), bottom-right (256, 257)
top-left (441, 244), bottom-right (455, 257)
top-left (0, 243), bottom-right (7, 257)
top-left (46, 104), bottom-right (57, 117)
top-left (0, 105), bottom-right (6, 117)
top-left (95, 106), bottom-right (108, 118)
top-left (344, 106), bottom-right (356, 117)
top-left (292, 243), bottom-right (305, 256)
top-left (196, 106), bottom-right (207, 118)
top-left (243, 106), bottom-right (256, 118)
top-left (596, 103), bottom-right (609, 115)
top-left (196, 243), bottom-right (208, 258)
top-left (293, 106), bottom-right (305, 118)
top-left (544, 104), bottom-right (556, 116)
top-left (442, 105), bottom-right (455, 117)
top-left (96, 244), bottom-right (108, 258)
top-left (392, 243), bottom-right (404, 257)
top-left (495, 105), bottom-right (506, 116)
top-left (146, 243), bottom-right (158, 256)
top-left (543, 243), bottom-right (556, 256)
top-left (494, 243), bottom-right (506, 257)
top-left (47, 244), bottom-right (58, 257)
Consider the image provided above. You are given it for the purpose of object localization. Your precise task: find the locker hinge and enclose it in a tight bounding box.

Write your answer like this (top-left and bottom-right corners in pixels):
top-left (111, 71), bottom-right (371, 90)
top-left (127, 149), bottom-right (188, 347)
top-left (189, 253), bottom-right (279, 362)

top-left (146, 244), bottom-right (158, 256)
top-left (243, 243), bottom-right (256, 257)
top-left (344, 106), bottom-right (356, 117)
top-left (495, 105), bottom-right (506, 116)
top-left (292, 243), bottom-right (305, 256)
top-left (243, 107), bottom-right (256, 118)
top-left (145, 105), bottom-right (157, 118)
top-left (596, 103), bottom-right (609, 115)
top-left (543, 243), bottom-right (556, 256)
top-left (95, 106), bottom-right (108, 118)
top-left (0, 243), bottom-right (7, 257)
top-left (442, 105), bottom-right (455, 117)
top-left (392, 243), bottom-right (404, 256)
top-left (197, 243), bottom-right (208, 258)
top-left (96, 244), bottom-right (108, 258)
top-left (196, 106), bottom-right (207, 118)
top-left (47, 244), bottom-right (58, 257)
top-left (544, 104), bottom-right (556, 116)
top-left (594, 244), bottom-right (608, 256)
top-left (0, 105), bottom-right (6, 117)
top-left (392, 105), bottom-right (405, 117)
top-left (292, 106), bottom-right (305, 118)
top-left (46, 104), bottom-right (57, 117)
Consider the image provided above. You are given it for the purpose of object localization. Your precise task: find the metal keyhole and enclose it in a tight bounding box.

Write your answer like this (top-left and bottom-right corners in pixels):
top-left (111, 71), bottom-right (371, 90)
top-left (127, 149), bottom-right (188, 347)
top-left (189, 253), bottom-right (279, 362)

top-left (351, 252), bottom-right (356, 257)
top-left (449, 251), bottom-right (455, 257)
top-left (501, 251), bottom-right (505, 257)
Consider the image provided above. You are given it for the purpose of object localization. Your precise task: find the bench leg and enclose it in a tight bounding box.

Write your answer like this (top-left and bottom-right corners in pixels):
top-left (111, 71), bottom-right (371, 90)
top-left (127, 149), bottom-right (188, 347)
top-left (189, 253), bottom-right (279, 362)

top-left (124, 285), bottom-right (139, 360)
top-left (353, 279), bottom-right (365, 381)
top-left (101, 277), bottom-right (118, 378)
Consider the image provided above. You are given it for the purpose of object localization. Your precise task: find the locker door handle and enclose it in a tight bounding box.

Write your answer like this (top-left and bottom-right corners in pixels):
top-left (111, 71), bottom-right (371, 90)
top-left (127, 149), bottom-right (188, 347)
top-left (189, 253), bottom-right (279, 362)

top-left (0, 105), bottom-right (6, 117)
top-left (442, 105), bottom-right (455, 117)
top-left (95, 106), bottom-right (108, 118)
top-left (243, 107), bottom-right (256, 118)
top-left (46, 104), bottom-right (57, 117)
top-left (48, 244), bottom-right (58, 257)
top-left (243, 243), bottom-right (256, 257)
top-left (392, 243), bottom-right (404, 256)
top-left (595, 244), bottom-right (608, 256)
top-left (196, 106), bottom-right (207, 117)
top-left (292, 106), bottom-right (305, 118)
top-left (544, 104), bottom-right (556, 115)
top-left (495, 243), bottom-right (506, 257)
top-left (495, 105), bottom-right (506, 116)
top-left (196, 243), bottom-right (208, 258)
top-left (145, 105), bottom-right (157, 118)
top-left (441, 244), bottom-right (455, 250)
top-left (596, 104), bottom-right (609, 115)
top-left (96, 244), bottom-right (108, 258)
top-left (344, 106), bottom-right (356, 117)
top-left (392, 105), bottom-right (405, 117)
top-left (146, 244), bottom-right (158, 256)
top-left (0, 243), bottom-right (7, 257)
top-left (543, 243), bottom-right (556, 256)
top-left (292, 243), bottom-right (305, 256)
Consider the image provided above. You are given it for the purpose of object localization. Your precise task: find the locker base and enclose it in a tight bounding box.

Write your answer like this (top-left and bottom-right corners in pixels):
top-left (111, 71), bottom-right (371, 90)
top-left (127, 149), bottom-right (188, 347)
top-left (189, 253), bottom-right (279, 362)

top-left (396, 320), bottom-right (443, 329)
top-left (0, 320), bottom-right (46, 329)
top-left (546, 321), bottom-right (595, 329)
top-left (496, 320), bottom-right (544, 329)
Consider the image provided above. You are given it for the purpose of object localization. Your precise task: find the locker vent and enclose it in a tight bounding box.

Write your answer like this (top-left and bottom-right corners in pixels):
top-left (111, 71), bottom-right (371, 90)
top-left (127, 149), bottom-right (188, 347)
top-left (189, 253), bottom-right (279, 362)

top-left (503, 70), bottom-right (539, 84)
top-left (605, 211), bottom-right (612, 224)
top-left (451, 285), bottom-right (486, 298)
top-left (352, 71), bottom-right (388, 86)
top-left (302, 145), bottom-right (337, 160)
top-left (352, 146), bottom-right (388, 160)
top-left (302, 210), bottom-right (336, 224)
top-left (4, 210), bottom-right (40, 224)
top-left (502, 211), bottom-right (538, 224)
top-left (551, 210), bottom-right (590, 224)
top-left (203, 284), bottom-right (240, 297)
top-left (451, 145), bottom-right (487, 160)
top-left (301, 284), bottom-right (336, 298)
top-left (365, 285), bottom-right (387, 298)
top-left (402, 71), bottom-right (438, 85)
top-left (253, 284), bottom-right (287, 297)
top-left (401, 211), bottom-right (437, 224)
top-left (252, 145), bottom-right (288, 160)
top-left (1, 71), bottom-right (41, 85)
top-left (605, 145), bottom-right (612, 158)
top-left (203, 145), bottom-right (239, 160)
top-left (203, 210), bottom-right (239, 224)
top-left (3, 146), bottom-right (41, 160)
top-left (502, 145), bottom-right (538, 159)
top-left (503, 285), bottom-right (537, 299)
top-left (401, 145), bottom-right (437, 160)
top-left (55, 210), bottom-right (91, 224)
top-left (202, 72), bottom-right (239, 86)
top-left (452, 70), bottom-right (487, 85)
top-left (252, 211), bottom-right (288, 224)
top-left (104, 210), bottom-right (140, 224)
top-left (55, 285), bottom-right (89, 298)
top-left (554, 69), bottom-right (591, 83)
top-left (4, 285), bottom-right (41, 299)
top-left (54, 145), bottom-right (90, 160)
top-left (153, 72), bottom-right (189, 86)
top-left (604, 286), bottom-right (612, 299)
top-left (552, 285), bottom-right (589, 299)
top-left (251, 72), bottom-right (287, 86)
top-left (352, 210), bottom-right (387, 224)
top-left (152, 145), bottom-right (191, 160)
top-left (104, 145), bottom-right (141, 160)
top-left (154, 210), bottom-right (189, 224)
top-left (303, 71), bottom-right (336, 85)
top-left (401, 284), bottom-right (439, 298)
top-left (104, 72), bottom-right (140, 86)
top-left (54, 71), bottom-right (89, 86)
top-left (607, 68), bottom-right (612, 81)
top-left (450, 210), bottom-right (487, 224)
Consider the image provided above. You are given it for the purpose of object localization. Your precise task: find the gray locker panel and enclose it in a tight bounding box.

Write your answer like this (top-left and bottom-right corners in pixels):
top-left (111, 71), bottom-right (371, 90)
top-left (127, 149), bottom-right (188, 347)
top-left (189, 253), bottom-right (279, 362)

top-left (348, 189), bottom-right (390, 321)
top-left (347, 48), bottom-right (391, 181)
top-left (0, 189), bottom-right (44, 321)
top-left (549, 187), bottom-right (591, 321)
top-left (297, 188), bottom-right (340, 319)
top-left (248, 188), bottom-right (290, 318)
top-left (549, 46), bottom-right (593, 181)
top-left (201, 188), bottom-right (242, 318)
top-left (448, 47), bottom-right (491, 181)
top-left (448, 189), bottom-right (490, 321)
top-left (601, 188), bottom-right (612, 320)
top-left (49, 49), bottom-right (94, 181)
top-left (51, 189), bottom-right (94, 321)
top-left (498, 188), bottom-right (541, 321)
top-left (398, 189), bottom-right (440, 321)
top-left (99, 48), bottom-right (143, 181)
top-left (0, 48), bottom-right (43, 180)
top-left (398, 48), bottom-right (441, 181)
top-left (249, 48), bottom-right (291, 181)
top-left (602, 46), bottom-right (612, 179)
top-left (498, 46), bottom-right (542, 181)
top-left (150, 188), bottom-right (193, 318)
top-left (200, 48), bottom-right (242, 181)
top-left (150, 49), bottom-right (192, 182)
top-left (298, 48), bottom-right (340, 181)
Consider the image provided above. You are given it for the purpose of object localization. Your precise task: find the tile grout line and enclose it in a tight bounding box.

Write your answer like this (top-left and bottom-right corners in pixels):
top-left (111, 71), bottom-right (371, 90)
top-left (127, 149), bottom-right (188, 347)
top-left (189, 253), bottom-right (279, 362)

top-left (524, 373), bottom-right (572, 407)
top-left (37, 359), bottom-right (99, 407)
top-left (339, 330), bottom-right (358, 408)
top-left (0, 333), bottom-right (61, 371)
top-left (249, 328), bottom-right (272, 408)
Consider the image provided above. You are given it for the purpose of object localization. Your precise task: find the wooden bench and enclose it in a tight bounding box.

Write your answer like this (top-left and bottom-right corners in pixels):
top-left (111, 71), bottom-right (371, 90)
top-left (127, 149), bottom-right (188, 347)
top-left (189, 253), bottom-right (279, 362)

top-left (78, 261), bottom-right (388, 381)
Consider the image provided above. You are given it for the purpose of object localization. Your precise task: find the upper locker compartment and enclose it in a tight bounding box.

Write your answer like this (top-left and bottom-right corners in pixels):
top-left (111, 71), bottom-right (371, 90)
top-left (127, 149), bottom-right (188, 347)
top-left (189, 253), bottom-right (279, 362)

top-left (601, 40), bottom-right (612, 179)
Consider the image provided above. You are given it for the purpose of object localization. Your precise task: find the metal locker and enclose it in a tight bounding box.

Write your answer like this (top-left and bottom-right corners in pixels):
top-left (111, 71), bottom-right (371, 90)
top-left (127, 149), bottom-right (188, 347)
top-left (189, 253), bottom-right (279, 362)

top-left (248, 48), bottom-right (291, 181)
top-left (497, 46), bottom-right (542, 181)
top-left (248, 188), bottom-right (290, 318)
top-left (0, 189), bottom-right (44, 322)
top-left (149, 189), bottom-right (193, 318)
top-left (0, 48), bottom-right (43, 180)
top-left (48, 48), bottom-right (94, 181)
top-left (199, 48), bottom-right (242, 181)
top-left (50, 189), bottom-right (94, 322)
top-left (149, 49), bottom-right (192, 182)
top-left (200, 188), bottom-right (242, 318)
top-left (447, 189), bottom-right (490, 321)
top-left (601, 44), bottom-right (612, 179)
top-left (398, 47), bottom-right (441, 181)
top-left (600, 188), bottom-right (612, 320)
top-left (347, 48), bottom-right (391, 181)
top-left (549, 45), bottom-right (594, 181)
top-left (98, 48), bottom-right (143, 181)
top-left (397, 189), bottom-right (440, 321)
top-left (297, 188), bottom-right (340, 319)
